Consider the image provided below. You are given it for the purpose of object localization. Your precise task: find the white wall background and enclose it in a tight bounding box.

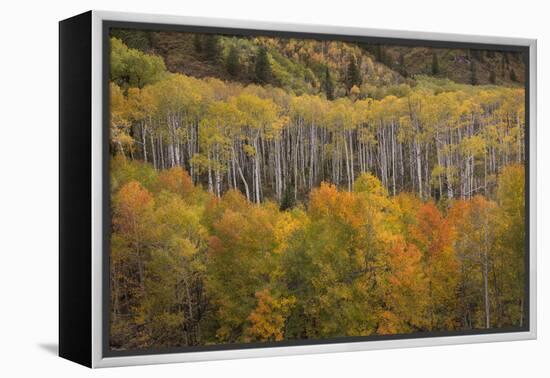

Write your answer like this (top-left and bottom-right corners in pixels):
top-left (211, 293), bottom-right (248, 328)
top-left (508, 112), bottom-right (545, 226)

top-left (0, 0), bottom-right (547, 376)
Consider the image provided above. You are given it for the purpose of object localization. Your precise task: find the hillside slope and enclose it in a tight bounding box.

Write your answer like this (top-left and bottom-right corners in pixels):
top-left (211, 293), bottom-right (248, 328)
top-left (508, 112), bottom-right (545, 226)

top-left (111, 28), bottom-right (525, 99)
top-left (372, 44), bottom-right (525, 86)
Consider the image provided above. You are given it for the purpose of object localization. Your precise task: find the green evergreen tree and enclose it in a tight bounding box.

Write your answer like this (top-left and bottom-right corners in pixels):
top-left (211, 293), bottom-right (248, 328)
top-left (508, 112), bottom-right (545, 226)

top-left (193, 34), bottom-right (203, 53)
top-left (226, 45), bottom-right (240, 77)
top-left (431, 53), bottom-right (440, 75)
top-left (399, 52), bottom-right (408, 77)
top-left (470, 60), bottom-right (479, 85)
top-left (322, 66), bottom-right (335, 100)
top-left (280, 186), bottom-right (295, 211)
top-left (255, 46), bottom-right (272, 84)
top-left (204, 35), bottom-right (221, 62)
top-left (110, 30), bottom-right (152, 51)
top-left (346, 55), bottom-right (362, 91)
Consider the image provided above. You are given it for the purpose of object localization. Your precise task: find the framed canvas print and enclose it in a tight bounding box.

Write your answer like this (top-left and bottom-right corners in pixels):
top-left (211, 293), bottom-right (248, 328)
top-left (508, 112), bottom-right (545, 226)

top-left (59, 10), bottom-right (537, 368)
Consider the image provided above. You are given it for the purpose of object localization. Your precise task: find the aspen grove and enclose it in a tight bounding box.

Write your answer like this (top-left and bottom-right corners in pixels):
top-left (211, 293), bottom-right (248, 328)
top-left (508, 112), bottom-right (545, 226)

top-left (109, 36), bottom-right (527, 350)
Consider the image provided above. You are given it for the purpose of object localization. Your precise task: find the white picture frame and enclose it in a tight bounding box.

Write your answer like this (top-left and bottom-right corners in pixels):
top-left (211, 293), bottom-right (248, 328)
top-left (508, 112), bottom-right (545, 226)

top-left (59, 10), bottom-right (537, 368)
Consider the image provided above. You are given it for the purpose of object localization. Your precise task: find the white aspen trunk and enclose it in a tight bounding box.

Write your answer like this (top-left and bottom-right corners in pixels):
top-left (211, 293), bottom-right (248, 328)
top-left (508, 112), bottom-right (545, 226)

top-left (391, 121), bottom-right (396, 196)
top-left (408, 142), bottom-right (418, 192)
top-left (215, 148), bottom-right (221, 197)
top-left (117, 142), bottom-right (125, 159)
top-left (227, 161), bottom-right (232, 191)
top-left (207, 149), bottom-right (213, 193)
top-left (484, 153), bottom-right (488, 195)
top-left (159, 136), bottom-right (164, 169)
top-left (343, 131), bottom-right (351, 191)
top-left (425, 145), bottom-right (430, 199)
top-left (517, 114), bottom-right (522, 163)
top-left (402, 141), bottom-right (405, 190)
top-left (436, 133), bottom-right (442, 197)
top-left (380, 126), bottom-right (387, 188)
top-left (215, 169), bottom-right (221, 197)
top-left (188, 124), bottom-right (195, 180)
top-left (234, 155), bottom-right (250, 201)
top-left (483, 225), bottom-right (491, 329)
top-left (470, 154), bottom-right (474, 198)
top-left (294, 125), bottom-right (299, 200)
top-left (141, 122), bottom-right (148, 163)
top-left (332, 139), bottom-right (338, 184)
top-left (415, 139), bottom-right (423, 198)
top-left (173, 117), bottom-right (180, 166)
top-left (300, 125), bottom-right (306, 188)
top-left (366, 142), bottom-right (371, 173)
top-left (446, 132), bottom-right (453, 199)
top-left (168, 116), bottom-right (176, 168)
top-left (254, 135), bottom-right (261, 204)
top-left (310, 123), bottom-right (315, 190)
top-left (358, 140), bottom-right (364, 173)
top-left (348, 129), bottom-right (354, 187)
top-left (275, 138), bottom-right (282, 200)
top-left (150, 132), bottom-right (156, 169)
top-left (231, 146), bottom-right (237, 189)
top-left (175, 143), bottom-right (181, 167)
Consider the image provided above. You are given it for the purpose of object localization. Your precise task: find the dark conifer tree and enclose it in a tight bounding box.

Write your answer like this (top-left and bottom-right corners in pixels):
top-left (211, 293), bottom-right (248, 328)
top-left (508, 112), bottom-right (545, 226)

top-left (279, 186), bottom-right (295, 211)
top-left (204, 35), bottom-right (221, 62)
top-left (322, 66), bottom-right (335, 100)
top-left (110, 30), bottom-right (152, 51)
top-left (470, 60), bottom-right (479, 85)
top-left (399, 52), bottom-right (408, 77)
top-left (431, 53), bottom-right (440, 75)
top-left (193, 34), bottom-right (203, 53)
top-left (346, 55), bottom-right (362, 90)
top-left (255, 46), bottom-right (272, 84)
top-left (226, 45), bottom-right (240, 77)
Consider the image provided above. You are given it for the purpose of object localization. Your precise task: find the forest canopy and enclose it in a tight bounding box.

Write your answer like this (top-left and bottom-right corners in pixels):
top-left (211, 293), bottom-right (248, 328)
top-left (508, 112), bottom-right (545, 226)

top-left (108, 34), bottom-right (527, 351)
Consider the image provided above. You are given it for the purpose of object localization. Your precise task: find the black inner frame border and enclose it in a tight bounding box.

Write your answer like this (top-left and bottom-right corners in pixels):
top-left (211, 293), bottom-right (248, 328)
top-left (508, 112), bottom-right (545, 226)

top-left (102, 19), bottom-right (531, 358)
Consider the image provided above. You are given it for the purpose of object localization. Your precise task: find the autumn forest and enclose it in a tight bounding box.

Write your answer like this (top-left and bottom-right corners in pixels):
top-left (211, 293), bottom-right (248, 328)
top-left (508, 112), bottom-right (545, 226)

top-left (108, 29), bottom-right (527, 351)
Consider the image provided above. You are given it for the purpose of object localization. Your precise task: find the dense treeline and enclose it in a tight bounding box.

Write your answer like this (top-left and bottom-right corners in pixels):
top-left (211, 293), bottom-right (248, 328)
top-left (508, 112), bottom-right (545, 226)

top-left (111, 29), bottom-right (525, 98)
top-left (110, 30), bottom-right (404, 98)
top-left (110, 160), bottom-right (525, 349)
top-left (111, 38), bottom-right (525, 204)
top-left (109, 37), bottom-right (526, 350)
